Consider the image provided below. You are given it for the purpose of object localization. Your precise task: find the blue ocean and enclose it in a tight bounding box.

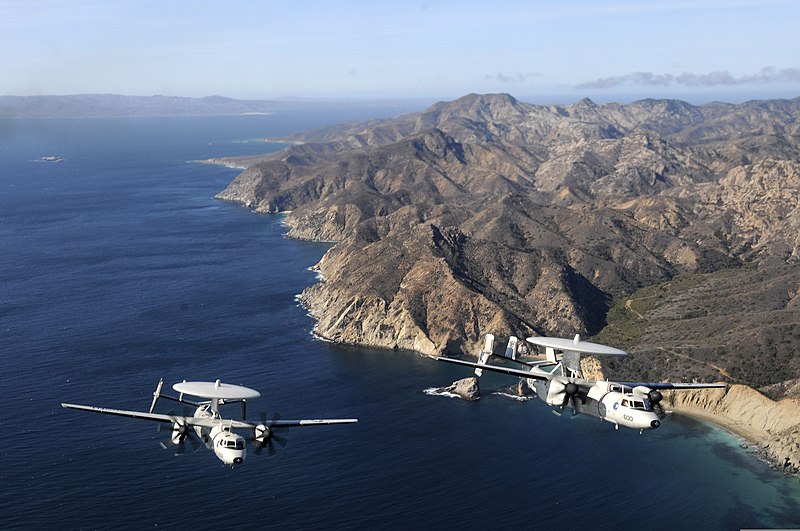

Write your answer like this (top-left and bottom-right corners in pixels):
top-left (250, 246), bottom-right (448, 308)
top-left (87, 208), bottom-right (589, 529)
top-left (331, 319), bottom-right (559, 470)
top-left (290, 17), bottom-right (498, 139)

top-left (1, 110), bottom-right (799, 530)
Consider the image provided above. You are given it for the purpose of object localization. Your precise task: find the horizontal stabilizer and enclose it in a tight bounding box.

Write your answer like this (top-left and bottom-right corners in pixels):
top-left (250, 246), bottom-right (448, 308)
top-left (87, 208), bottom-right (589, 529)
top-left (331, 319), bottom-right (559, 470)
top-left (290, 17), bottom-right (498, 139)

top-left (433, 356), bottom-right (551, 382)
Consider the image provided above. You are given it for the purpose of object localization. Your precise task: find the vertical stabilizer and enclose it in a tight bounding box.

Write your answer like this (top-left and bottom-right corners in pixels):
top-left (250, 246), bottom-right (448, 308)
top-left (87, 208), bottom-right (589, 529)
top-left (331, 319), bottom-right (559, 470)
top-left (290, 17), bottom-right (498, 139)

top-left (562, 351), bottom-right (582, 378)
top-left (503, 336), bottom-right (518, 360)
top-left (149, 378), bottom-right (164, 414)
top-left (474, 334), bottom-right (495, 377)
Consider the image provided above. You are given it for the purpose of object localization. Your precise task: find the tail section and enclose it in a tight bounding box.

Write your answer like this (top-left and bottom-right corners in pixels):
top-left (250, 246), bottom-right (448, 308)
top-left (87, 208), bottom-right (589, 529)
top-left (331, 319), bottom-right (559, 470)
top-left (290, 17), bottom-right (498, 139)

top-left (503, 336), bottom-right (518, 361)
top-left (474, 334), bottom-right (495, 376)
top-left (149, 378), bottom-right (164, 414)
top-left (473, 335), bottom-right (521, 376)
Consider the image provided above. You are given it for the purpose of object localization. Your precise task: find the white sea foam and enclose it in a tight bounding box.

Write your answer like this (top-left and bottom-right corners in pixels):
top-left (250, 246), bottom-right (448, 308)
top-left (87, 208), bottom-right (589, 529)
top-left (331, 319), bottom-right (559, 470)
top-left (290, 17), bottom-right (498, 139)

top-left (306, 266), bottom-right (326, 281)
top-left (491, 391), bottom-right (534, 402)
top-left (423, 387), bottom-right (479, 400)
top-left (308, 330), bottom-right (333, 343)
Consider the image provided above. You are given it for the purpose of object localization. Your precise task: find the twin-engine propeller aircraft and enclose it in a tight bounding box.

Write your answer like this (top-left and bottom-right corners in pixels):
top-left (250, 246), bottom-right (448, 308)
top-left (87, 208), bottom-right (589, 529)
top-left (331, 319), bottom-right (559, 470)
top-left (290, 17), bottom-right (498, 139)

top-left (432, 334), bottom-right (726, 433)
top-left (62, 379), bottom-right (357, 466)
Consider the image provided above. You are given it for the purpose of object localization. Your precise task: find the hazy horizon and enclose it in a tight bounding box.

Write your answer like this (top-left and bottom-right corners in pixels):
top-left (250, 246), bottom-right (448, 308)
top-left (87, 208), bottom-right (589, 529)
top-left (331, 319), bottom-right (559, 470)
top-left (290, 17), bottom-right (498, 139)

top-left (3, 1), bottom-right (799, 104)
top-left (3, 90), bottom-right (798, 108)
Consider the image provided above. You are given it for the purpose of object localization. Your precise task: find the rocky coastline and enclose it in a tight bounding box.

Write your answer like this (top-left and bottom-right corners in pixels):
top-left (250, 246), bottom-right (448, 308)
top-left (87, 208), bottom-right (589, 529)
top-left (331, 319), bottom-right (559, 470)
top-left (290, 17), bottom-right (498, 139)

top-left (215, 93), bottom-right (800, 477)
top-left (664, 385), bottom-right (800, 477)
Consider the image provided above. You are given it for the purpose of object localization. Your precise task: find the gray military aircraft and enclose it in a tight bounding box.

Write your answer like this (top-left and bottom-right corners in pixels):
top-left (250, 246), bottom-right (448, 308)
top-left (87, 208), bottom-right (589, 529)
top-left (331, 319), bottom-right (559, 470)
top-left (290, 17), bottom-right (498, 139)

top-left (432, 334), bottom-right (726, 433)
top-left (62, 379), bottom-right (357, 466)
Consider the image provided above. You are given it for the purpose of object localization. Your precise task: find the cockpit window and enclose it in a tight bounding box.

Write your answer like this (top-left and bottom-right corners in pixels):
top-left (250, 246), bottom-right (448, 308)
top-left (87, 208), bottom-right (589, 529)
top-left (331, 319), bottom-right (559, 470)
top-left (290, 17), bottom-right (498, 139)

top-left (222, 438), bottom-right (244, 450)
top-left (621, 397), bottom-right (650, 410)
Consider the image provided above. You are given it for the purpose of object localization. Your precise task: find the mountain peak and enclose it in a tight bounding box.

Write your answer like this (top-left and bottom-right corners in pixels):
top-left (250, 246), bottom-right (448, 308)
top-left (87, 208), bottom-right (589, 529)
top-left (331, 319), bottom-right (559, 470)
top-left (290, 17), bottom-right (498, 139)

top-left (568, 97), bottom-right (597, 111)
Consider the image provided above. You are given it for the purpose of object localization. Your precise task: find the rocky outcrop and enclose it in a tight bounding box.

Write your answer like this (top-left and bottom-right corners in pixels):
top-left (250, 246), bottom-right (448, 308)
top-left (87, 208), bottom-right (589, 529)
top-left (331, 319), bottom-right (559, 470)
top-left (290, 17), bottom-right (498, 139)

top-left (433, 377), bottom-right (481, 400)
top-left (664, 385), bottom-right (800, 474)
top-left (509, 379), bottom-right (535, 397)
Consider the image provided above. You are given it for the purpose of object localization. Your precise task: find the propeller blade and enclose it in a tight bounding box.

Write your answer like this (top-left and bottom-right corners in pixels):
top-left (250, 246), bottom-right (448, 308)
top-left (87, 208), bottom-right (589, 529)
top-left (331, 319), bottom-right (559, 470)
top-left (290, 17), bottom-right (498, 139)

top-left (269, 412), bottom-right (286, 448)
top-left (272, 432), bottom-right (287, 448)
top-left (156, 409), bottom-right (197, 450)
top-left (558, 382), bottom-right (581, 415)
top-left (185, 431), bottom-right (201, 451)
top-left (648, 389), bottom-right (666, 418)
top-left (251, 411), bottom-right (288, 457)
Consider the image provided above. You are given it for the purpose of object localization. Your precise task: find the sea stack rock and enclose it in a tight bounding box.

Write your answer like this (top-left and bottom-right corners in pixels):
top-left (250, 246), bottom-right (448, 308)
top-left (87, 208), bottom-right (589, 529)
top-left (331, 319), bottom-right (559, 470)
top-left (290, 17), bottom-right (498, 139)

top-left (441, 377), bottom-right (480, 400)
top-left (512, 379), bottom-right (535, 397)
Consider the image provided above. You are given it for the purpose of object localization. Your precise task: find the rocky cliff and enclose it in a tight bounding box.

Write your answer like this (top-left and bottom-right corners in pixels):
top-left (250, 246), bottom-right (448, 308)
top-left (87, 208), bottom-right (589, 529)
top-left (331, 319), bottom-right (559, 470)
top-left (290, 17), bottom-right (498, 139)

top-left (664, 386), bottom-right (800, 474)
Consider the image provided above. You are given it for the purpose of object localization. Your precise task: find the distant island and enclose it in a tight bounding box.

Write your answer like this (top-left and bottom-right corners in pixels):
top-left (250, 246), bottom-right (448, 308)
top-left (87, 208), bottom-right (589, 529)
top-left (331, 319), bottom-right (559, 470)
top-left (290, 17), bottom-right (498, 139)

top-left (0, 94), bottom-right (423, 118)
top-left (214, 93), bottom-right (800, 473)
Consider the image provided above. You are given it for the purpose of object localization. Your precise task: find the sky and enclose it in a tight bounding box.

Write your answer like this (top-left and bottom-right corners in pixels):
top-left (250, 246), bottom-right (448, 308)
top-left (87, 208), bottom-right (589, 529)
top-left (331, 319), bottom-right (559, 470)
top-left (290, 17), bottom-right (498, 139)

top-left (2, 0), bottom-right (799, 103)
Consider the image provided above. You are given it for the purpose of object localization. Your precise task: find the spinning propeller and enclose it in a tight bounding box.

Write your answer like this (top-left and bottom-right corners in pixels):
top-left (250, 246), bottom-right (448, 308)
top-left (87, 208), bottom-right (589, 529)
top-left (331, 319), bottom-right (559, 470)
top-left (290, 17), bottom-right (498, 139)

top-left (561, 381), bottom-right (580, 411)
top-left (551, 378), bottom-right (586, 415)
top-left (158, 410), bottom-right (200, 452)
top-left (253, 412), bottom-right (288, 456)
top-left (648, 389), bottom-right (665, 417)
top-left (632, 386), bottom-right (666, 418)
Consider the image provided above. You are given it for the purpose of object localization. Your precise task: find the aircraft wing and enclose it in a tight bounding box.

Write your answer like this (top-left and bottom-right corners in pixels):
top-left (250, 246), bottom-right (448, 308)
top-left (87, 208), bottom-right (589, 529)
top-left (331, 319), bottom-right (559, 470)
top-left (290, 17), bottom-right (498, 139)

top-left (619, 382), bottom-right (727, 390)
top-left (62, 403), bottom-right (357, 429)
top-left (431, 356), bottom-right (551, 382)
top-left (261, 419), bottom-right (359, 428)
top-left (209, 418), bottom-right (358, 430)
top-left (61, 403), bottom-right (219, 428)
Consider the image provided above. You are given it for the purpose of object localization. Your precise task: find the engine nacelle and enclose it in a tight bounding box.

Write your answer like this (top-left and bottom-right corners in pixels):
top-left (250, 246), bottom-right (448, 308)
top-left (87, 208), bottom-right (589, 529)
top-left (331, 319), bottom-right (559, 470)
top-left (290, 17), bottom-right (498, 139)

top-left (543, 379), bottom-right (580, 407)
top-left (544, 379), bottom-right (566, 406)
top-left (170, 422), bottom-right (189, 445)
top-left (253, 423), bottom-right (271, 447)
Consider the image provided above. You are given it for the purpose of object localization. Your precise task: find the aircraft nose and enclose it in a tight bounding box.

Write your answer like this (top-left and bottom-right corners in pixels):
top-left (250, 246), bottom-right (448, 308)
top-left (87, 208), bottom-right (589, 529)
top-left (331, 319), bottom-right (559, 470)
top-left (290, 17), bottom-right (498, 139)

top-left (650, 419), bottom-right (661, 429)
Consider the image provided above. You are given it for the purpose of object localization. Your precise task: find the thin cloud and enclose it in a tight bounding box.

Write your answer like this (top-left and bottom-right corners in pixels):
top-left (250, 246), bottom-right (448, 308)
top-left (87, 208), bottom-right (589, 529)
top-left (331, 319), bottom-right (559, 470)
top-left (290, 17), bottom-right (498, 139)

top-left (485, 72), bottom-right (542, 84)
top-left (576, 67), bottom-right (800, 89)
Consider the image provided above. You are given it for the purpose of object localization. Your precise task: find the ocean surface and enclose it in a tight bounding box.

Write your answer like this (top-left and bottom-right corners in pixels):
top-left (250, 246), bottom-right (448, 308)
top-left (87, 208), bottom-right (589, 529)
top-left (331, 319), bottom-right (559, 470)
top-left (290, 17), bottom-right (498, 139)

top-left (1, 110), bottom-right (799, 530)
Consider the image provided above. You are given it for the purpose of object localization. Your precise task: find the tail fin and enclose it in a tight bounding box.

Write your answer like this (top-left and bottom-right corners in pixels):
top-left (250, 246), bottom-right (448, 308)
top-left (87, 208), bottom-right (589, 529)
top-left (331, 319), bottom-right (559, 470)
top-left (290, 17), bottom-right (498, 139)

top-left (149, 378), bottom-right (164, 414)
top-left (503, 336), bottom-right (518, 360)
top-left (474, 334), bottom-right (495, 377)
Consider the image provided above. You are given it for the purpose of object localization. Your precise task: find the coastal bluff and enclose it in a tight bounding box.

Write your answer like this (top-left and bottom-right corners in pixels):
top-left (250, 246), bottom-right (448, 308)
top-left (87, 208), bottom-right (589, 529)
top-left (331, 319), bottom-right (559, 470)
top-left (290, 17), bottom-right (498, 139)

top-left (664, 385), bottom-right (800, 474)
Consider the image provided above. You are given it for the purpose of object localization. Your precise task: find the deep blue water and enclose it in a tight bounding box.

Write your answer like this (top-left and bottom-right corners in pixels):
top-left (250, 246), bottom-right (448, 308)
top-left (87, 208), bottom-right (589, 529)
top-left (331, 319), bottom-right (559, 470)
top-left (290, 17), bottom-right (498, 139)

top-left (1, 111), bottom-right (799, 530)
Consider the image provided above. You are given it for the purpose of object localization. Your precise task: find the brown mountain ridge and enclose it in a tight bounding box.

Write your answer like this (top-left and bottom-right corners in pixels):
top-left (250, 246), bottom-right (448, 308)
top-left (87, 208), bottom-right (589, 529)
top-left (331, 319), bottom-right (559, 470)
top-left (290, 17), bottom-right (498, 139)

top-left (216, 93), bottom-right (800, 398)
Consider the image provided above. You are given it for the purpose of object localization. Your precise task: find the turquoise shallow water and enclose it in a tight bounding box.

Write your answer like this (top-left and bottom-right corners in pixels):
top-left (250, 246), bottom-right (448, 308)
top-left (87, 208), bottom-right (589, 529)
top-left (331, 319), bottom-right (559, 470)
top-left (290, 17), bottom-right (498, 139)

top-left (1, 112), bottom-right (798, 530)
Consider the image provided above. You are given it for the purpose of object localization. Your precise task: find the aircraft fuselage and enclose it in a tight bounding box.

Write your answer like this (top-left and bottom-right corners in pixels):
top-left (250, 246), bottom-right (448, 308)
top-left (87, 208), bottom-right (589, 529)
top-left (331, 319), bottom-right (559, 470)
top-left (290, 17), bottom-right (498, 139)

top-left (529, 378), bottom-right (662, 431)
top-left (190, 404), bottom-right (247, 465)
